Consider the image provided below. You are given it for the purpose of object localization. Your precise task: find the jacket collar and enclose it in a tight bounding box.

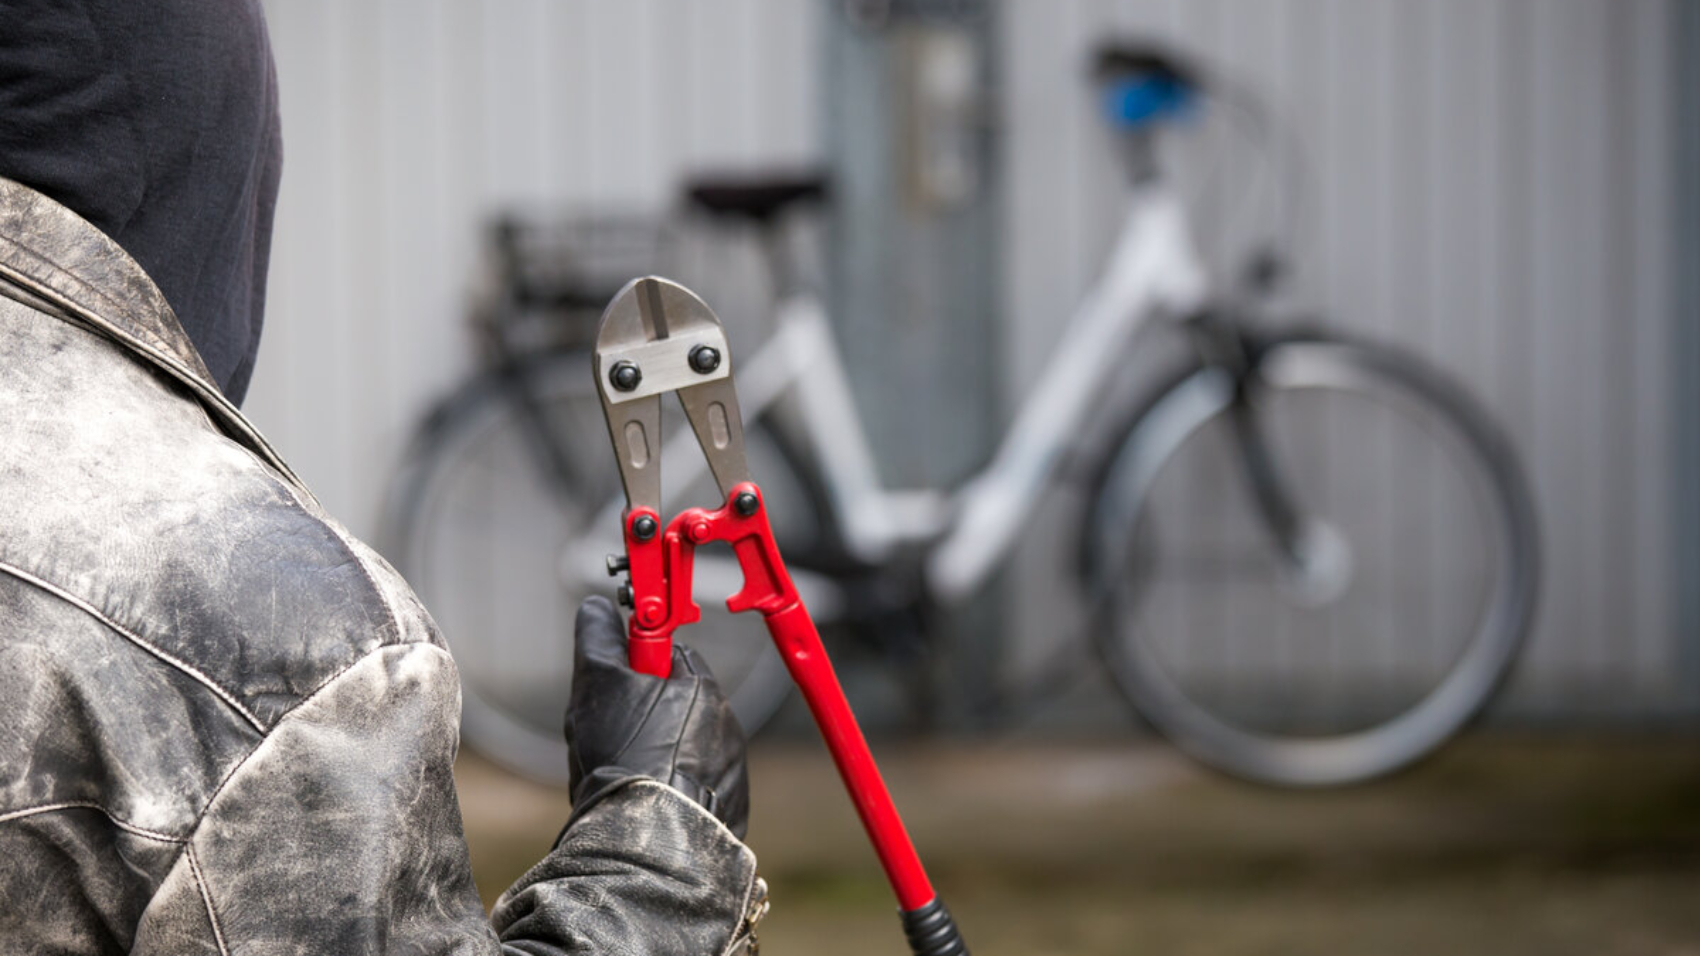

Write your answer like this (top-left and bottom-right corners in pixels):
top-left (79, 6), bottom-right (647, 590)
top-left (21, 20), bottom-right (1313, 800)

top-left (0, 175), bottom-right (306, 492)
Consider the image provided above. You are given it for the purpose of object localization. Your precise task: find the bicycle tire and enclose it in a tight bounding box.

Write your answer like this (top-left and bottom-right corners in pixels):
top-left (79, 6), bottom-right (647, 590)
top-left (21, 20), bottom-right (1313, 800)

top-left (379, 350), bottom-right (812, 784)
top-left (1081, 329), bottom-right (1539, 787)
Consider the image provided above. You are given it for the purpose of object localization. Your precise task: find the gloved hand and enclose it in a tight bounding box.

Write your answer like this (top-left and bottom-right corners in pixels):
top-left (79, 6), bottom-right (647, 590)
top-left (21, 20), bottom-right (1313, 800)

top-left (564, 595), bottom-right (750, 838)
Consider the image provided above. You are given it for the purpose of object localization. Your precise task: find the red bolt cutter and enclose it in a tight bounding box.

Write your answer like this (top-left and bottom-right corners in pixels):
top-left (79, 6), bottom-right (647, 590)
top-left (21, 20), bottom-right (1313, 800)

top-left (593, 277), bottom-right (968, 956)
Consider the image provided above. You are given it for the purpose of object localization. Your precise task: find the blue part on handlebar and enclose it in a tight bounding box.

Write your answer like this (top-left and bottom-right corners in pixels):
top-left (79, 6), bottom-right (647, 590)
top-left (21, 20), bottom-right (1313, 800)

top-left (1100, 75), bottom-right (1194, 130)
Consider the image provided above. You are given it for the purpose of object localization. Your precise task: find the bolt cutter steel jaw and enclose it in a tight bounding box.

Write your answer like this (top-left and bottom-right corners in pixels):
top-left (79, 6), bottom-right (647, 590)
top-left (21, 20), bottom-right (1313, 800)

top-left (594, 276), bottom-right (749, 517)
top-left (594, 276), bottom-right (767, 674)
top-left (591, 277), bottom-right (970, 955)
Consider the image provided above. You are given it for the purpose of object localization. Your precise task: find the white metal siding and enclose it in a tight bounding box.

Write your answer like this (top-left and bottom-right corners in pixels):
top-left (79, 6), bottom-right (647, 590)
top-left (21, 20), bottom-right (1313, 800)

top-left (250, 0), bottom-right (818, 535)
top-left (252, 1), bottom-right (1683, 720)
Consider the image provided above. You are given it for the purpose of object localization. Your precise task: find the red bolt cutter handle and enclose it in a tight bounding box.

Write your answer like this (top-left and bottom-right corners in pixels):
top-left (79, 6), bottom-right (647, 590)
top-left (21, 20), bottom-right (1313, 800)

top-left (622, 483), bottom-right (938, 910)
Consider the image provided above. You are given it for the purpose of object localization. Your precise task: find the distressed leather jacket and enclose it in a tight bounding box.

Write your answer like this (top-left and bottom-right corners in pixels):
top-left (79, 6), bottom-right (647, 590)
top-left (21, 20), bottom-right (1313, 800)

top-left (0, 177), bottom-right (763, 955)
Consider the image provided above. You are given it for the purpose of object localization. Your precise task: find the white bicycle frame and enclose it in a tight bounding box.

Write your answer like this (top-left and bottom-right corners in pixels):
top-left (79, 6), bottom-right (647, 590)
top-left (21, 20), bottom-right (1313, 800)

top-left (577, 182), bottom-right (1207, 608)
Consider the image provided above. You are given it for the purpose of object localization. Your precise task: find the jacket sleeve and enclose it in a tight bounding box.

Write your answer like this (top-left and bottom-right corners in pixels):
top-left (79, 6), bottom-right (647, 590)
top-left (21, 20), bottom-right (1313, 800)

top-left (130, 641), bottom-right (761, 956)
top-left (491, 778), bottom-right (764, 956)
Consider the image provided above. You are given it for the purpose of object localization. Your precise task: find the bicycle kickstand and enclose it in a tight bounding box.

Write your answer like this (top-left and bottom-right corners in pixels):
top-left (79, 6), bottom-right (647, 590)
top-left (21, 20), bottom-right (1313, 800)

top-left (592, 276), bottom-right (969, 956)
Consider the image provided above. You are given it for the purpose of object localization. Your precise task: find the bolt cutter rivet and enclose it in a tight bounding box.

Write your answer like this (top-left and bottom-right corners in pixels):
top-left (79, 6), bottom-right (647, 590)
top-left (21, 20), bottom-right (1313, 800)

top-left (734, 492), bottom-right (760, 517)
top-left (636, 597), bottom-right (666, 628)
top-left (610, 360), bottom-right (642, 392)
top-left (689, 345), bottom-right (722, 374)
top-left (687, 519), bottom-right (713, 544)
top-left (632, 514), bottom-right (659, 540)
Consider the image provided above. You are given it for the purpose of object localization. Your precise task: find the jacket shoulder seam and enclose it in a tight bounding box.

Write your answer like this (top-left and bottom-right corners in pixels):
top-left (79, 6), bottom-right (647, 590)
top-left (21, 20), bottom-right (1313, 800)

top-left (185, 843), bottom-right (232, 956)
top-left (271, 639), bottom-right (452, 730)
top-left (0, 801), bottom-right (186, 843)
top-left (0, 559), bottom-right (266, 734)
top-left (187, 642), bottom-right (455, 839)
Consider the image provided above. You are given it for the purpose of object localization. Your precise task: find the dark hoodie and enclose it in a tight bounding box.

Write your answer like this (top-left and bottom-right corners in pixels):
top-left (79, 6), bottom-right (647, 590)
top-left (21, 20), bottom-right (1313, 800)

top-left (0, 0), bottom-right (281, 405)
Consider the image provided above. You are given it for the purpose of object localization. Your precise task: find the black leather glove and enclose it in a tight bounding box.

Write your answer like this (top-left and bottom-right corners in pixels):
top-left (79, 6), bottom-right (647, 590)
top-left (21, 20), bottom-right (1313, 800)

top-left (565, 595), bottom-right (750, 838)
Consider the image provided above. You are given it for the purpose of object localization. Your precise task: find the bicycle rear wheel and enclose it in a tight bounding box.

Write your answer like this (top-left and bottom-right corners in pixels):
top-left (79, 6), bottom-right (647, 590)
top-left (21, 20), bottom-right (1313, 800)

top-left (1083, 331), bottom-right (1538, 786)
top-left (381, 351), bottom-right (814, 784)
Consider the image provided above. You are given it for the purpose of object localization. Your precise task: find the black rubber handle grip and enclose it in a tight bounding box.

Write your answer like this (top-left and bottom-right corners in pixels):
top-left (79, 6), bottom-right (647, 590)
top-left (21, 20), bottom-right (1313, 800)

top-left (900, 898), bottom-right (969, 956)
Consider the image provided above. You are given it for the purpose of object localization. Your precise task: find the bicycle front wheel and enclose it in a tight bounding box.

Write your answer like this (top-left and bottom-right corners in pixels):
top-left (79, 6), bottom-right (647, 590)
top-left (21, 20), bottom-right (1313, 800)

top-left (381, 351), bottom-right (812, 784)
top-left (1083, 331), bottom-right (1538, 786)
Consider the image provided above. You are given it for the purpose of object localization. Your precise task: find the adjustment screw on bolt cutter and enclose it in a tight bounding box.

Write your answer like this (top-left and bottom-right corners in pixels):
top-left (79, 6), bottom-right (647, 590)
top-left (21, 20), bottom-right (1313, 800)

top-left (688, 344), bottom-right (722, 374)
top-left (609, 360), bottom-right (642, 392)
top-left (631, 514), bottom-right (658, 541)
top-left (734, 491), bottom-right (760, 517)
top-left (616, 583), bottom-right (634, 608)
top-left (605, 554), bottom-right (630, 576)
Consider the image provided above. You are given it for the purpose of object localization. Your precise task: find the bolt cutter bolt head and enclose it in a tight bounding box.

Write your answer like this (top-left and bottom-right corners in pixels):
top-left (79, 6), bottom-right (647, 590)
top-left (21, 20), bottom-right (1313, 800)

top-left (734, 491), bottom-right (760, 516)
top-left (632, 514), bottom-right (659, 541)
top-left (689, 344), bottom-right (722, 374)
top-left (609, 361), bottom-right (642, 392)
top-left (605, 554), bottom-right (630, 576)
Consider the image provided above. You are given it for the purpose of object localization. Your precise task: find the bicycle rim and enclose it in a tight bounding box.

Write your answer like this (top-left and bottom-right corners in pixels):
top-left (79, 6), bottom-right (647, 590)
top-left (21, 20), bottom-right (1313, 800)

top-left (1086, 335), bottom-right (1537, 786)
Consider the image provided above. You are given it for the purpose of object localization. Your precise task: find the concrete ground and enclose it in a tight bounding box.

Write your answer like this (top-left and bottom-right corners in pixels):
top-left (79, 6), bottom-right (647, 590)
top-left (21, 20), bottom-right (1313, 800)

top-left (455, 734), bottom-right (1700, 955)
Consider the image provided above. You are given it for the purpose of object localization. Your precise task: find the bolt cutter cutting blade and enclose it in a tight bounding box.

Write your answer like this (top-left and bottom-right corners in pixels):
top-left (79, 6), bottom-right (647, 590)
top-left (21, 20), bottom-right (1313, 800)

top-left (593, 276), bottom-right (750, 512)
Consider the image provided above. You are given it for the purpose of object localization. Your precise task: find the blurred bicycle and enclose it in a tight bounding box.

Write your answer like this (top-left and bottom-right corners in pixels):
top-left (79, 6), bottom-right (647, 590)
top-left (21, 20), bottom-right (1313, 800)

top-left (381, 40), bottom-right (1538, 788)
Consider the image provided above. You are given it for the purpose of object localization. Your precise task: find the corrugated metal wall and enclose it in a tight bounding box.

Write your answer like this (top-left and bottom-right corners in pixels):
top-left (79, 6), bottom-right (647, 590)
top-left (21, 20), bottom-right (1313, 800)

top-left (249, 0), bottom-right (818, 534)
top-left (252, 1), bottom-right (1687, 721)
top-left (1002, 0), bottom-right (1684, 719)
top-left (1680, 0), bottom-right (1700, 706)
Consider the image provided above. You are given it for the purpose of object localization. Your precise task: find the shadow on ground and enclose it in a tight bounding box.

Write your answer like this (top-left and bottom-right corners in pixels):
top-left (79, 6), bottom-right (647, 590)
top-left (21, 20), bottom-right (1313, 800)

top-left (456, 734), bottom-right (1700, 955)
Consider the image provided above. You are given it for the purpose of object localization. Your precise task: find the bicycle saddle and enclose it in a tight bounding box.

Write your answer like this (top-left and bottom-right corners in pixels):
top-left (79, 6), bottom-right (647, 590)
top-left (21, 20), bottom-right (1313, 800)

top-left (1090, 40), bottom-right (1200, 89)
top-left (1090, 41), bottom-right (1202, 131)
top-left (683, 171), bottom-right (830, 222)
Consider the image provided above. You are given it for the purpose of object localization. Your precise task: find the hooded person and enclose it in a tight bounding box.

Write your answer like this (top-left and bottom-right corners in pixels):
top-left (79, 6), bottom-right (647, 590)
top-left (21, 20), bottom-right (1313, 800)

top-left (0, 1), bottom-right (764, 952)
